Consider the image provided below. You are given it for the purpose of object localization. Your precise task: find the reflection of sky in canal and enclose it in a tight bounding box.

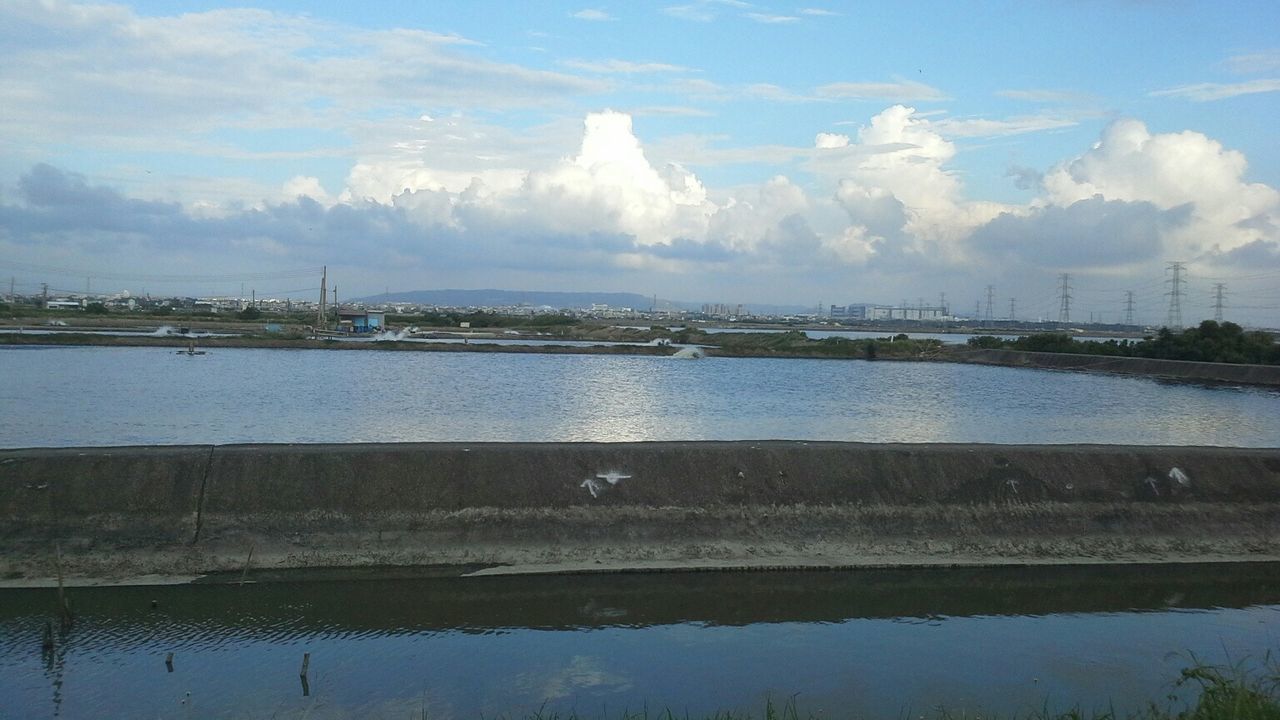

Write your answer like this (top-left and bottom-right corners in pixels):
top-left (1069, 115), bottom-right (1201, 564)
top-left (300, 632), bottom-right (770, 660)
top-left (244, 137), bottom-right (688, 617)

top-left (3, 603), bottom-right (1277, 719)
top-left (3, 345), bottom-right (1280, 446)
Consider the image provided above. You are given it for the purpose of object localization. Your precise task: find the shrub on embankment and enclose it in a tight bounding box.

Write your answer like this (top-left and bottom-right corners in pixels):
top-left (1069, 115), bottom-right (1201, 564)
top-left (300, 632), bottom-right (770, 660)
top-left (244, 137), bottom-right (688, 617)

top-left (968, 322), bottom-right (1280, 365)
top-left (702, 329), bottom-right (942, 358)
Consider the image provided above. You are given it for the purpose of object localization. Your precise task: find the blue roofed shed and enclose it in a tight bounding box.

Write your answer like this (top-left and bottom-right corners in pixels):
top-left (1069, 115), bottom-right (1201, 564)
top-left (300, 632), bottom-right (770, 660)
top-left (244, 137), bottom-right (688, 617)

top-left (337, 309), bottom-right (385, 333)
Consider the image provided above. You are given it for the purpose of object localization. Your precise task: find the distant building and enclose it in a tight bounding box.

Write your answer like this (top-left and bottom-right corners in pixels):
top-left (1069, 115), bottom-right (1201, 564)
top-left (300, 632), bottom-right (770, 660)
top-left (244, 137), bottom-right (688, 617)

top-left (701, 303), bottom-right (745, 318)
top-left (337, 309), bottom-right (385, 333)
top-left (844, 304), bottom-right (948, 321)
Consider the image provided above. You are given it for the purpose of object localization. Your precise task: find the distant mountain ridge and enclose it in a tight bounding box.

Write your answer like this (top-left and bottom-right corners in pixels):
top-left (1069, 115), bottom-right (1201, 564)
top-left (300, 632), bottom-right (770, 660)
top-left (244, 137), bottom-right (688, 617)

top-left (353, 288), bottom-right (815, 315)
top-left (354, 289), bottom-right (670, 310)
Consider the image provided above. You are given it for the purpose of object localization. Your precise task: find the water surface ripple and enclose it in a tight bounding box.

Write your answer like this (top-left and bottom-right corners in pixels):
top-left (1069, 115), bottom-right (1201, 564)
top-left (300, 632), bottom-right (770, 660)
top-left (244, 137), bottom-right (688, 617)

top-left (1, 567), bottom-right (1277, 719)
top-left (3, 345), bottom-right (1279, 447)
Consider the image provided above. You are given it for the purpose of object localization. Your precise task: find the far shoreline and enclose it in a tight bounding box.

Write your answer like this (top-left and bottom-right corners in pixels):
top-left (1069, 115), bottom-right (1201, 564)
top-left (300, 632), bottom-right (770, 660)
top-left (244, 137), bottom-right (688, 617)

top-left (4, 324), bottom-right (1279, 387)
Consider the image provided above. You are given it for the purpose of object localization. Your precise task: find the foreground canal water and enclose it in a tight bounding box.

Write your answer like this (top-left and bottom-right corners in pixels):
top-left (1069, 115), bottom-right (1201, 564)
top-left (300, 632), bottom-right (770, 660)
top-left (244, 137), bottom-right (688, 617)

top-left (1, 565), bottom-right (1277, 719)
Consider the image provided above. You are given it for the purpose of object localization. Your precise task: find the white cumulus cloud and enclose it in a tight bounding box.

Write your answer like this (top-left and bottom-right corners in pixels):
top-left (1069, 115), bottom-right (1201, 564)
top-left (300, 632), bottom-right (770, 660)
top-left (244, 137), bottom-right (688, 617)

top-left (815, 132), bottom-right (850, 149)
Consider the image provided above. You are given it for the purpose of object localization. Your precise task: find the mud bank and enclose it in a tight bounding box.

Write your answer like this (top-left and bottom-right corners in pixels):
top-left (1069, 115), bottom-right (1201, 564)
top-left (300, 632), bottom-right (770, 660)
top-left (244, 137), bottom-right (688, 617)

top-left (2, 442), bottom-right (1278, 585)
top-left (952, 348), bottom-right (1280, 386)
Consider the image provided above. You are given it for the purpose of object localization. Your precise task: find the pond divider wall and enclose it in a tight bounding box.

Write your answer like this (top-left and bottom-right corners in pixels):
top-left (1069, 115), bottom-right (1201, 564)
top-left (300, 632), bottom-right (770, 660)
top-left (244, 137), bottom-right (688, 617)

top-left (951, 349), bottom-right (1280, 386)
top-left (2, 442), bottom-right (1279, 582)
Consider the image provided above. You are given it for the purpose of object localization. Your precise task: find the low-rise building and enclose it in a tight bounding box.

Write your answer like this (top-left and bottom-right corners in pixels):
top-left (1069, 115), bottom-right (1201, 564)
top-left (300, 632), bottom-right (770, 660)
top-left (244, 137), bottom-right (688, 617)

top-left (337, 309), bottom-right (385, 333)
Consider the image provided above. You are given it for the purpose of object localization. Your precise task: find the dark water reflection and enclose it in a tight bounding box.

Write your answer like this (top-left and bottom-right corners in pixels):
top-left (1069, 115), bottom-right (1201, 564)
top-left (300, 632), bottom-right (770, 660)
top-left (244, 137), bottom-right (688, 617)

top-left (1, 565), bottom-right (1278, 719)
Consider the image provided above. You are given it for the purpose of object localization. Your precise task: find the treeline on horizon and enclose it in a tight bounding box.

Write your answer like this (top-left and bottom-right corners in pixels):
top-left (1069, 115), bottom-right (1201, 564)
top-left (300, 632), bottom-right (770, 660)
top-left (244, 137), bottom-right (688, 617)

top-left (969, 321), bottom-right (1280, 366)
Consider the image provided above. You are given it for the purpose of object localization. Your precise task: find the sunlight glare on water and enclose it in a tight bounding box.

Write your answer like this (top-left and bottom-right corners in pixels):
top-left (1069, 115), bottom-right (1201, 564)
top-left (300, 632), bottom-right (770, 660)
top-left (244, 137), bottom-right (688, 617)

top-left (2, 345), bottom-right (1279, 447)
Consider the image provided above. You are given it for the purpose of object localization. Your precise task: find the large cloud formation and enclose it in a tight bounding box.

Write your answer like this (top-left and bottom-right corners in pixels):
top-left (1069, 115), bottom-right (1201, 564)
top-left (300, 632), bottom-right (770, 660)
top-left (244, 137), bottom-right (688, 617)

top-left (967, 119), bottom-right (1280, 275)
top-left (2, 106), bottom-right (1277, 317)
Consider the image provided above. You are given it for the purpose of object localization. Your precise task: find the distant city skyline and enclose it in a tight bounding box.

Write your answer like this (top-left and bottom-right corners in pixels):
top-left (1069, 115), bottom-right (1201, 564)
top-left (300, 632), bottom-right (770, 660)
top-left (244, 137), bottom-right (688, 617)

top-left (1, 1), bottom-right (1278, 327)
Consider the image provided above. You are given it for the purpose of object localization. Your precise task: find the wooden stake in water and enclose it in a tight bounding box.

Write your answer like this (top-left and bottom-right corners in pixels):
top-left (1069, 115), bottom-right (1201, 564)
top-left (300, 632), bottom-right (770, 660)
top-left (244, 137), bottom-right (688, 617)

top-left (54, 542), bottom-right (73, 627)
top-left (166, 652), bottom-right (174, 672)
top-left (299, 652), bottom-right (311, 696)
top-left (239, 544), bottom-right (255, 586)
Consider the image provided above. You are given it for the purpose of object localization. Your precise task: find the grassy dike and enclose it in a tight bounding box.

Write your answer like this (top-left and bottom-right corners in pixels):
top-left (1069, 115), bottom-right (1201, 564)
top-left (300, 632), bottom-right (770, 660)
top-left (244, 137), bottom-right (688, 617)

top-left (3, 442), bottom-right (1279, 584)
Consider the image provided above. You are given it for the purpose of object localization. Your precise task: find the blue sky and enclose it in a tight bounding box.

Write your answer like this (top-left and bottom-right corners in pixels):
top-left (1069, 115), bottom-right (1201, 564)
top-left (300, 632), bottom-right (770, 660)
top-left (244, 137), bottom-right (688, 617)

top-left (2, 0), bottom-right (1279, 325)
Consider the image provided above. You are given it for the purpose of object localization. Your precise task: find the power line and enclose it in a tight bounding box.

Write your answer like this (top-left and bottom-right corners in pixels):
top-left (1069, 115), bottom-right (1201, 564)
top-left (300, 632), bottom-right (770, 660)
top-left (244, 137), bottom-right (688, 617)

top-left (0, 260), bottom-right (322, 284)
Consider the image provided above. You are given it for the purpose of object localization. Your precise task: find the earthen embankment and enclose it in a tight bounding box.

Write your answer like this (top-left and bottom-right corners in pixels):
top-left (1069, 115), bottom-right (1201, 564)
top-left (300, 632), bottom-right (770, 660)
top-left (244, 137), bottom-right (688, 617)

top-left (951, 349), bottom-right (1280, 386)
top-left (2, 442), bottom-right (1278, 584)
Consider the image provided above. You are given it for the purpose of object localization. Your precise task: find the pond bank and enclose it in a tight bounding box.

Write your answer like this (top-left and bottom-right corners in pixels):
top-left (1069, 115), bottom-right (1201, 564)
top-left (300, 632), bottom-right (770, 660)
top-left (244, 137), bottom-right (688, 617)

top-left (951, 348), bottom-right (1280, 386)
top-left (2, 442), bottom-right (1278, 586)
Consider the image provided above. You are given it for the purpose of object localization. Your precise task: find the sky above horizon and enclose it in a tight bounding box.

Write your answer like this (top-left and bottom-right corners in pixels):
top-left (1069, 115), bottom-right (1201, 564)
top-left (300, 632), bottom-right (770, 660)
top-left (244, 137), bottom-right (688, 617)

top-left (2, 0), bottom-right (1279, 326)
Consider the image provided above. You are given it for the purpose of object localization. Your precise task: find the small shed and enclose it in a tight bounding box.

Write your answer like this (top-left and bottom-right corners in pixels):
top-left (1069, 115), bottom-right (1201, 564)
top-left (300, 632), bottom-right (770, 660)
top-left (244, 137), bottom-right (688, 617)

top-left (336, 309), bottom-right (385, 333)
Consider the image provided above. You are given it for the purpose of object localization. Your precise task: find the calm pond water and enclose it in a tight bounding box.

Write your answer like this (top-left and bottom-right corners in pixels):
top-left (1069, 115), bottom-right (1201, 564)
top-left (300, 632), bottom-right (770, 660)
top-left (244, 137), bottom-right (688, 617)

top-left (1, 565), bottom-right (1277, 719)
top-left (2, 345), bottom-right (1278, 447)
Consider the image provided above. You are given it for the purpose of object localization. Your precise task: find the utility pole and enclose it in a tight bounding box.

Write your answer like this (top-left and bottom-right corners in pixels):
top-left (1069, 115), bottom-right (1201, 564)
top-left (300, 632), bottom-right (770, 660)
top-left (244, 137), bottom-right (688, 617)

top-left (1057, 273), bottom-right (1072, 324)
top-left (1166, 261), bottom-right (1185, 329)
top-left (1124, 291), bottom-right (1135, 326)
top-left (1008, 297), bottom-right (1016, 322)
top-left (984, 285), bottom-right (995, 322)
top-left (1212, 283), bottom-right (1226, 323)
top-left (317, 266), bottom-right (326, 330)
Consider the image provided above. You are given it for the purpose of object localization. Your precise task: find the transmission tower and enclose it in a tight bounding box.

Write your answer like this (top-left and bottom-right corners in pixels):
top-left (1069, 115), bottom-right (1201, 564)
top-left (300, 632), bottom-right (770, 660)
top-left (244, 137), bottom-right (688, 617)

top-left (1008, 297), bottom-right (1016, 321)
top-left (1212, 283), bottom-right (1226, 323)
top-left (1057, 273), bottom-right (1072, 323)
top-left (1123, 291), bottom-right (1135, 326)
top-left (1165, 261), bottom-right (1186, 329)
top-left (939, 292), bottom-right (947, 316)
top-left (985, 285), bottom-right (995, 322)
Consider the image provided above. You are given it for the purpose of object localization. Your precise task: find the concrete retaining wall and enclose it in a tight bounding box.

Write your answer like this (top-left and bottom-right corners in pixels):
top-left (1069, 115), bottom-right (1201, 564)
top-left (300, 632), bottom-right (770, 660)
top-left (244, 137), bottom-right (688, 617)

top-left (2, 442), bottom-right (1278, 582)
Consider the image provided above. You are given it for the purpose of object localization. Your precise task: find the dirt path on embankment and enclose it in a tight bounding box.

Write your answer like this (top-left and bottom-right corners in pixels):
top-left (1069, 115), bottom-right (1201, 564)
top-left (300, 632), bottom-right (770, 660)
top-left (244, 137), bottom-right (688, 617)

top-left (2, 442), bottom-right (1279, 586)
